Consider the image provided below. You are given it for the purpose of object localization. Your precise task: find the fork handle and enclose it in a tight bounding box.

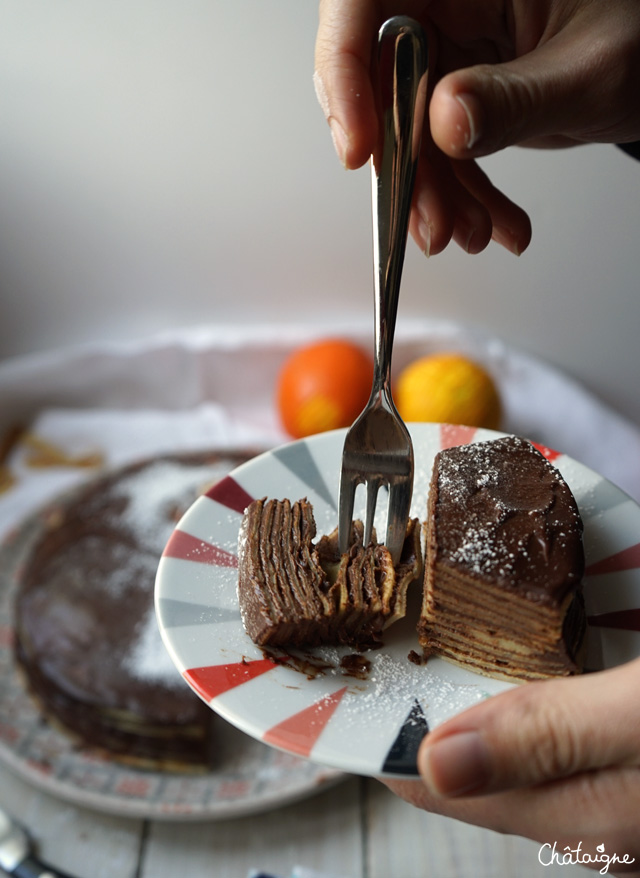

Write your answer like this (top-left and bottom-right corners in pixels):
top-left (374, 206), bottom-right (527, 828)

top-left (371, 17), bottom-right (428, 397)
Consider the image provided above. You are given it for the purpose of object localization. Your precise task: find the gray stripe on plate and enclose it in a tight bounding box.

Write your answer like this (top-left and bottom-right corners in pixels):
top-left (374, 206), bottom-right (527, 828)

top-left (158, 597), bottom-right (241, 628)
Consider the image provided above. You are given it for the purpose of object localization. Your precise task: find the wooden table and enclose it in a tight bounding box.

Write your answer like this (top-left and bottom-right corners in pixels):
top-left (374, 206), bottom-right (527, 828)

top-left (0, 760), bottom-right (594, 878)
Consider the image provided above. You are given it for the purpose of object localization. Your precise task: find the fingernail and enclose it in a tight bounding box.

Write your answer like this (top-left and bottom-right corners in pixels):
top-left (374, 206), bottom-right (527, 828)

top-left (456, 223), bottom-right (484, 255)
top-left (456, 93), bottom-right (482, 150)
top-left (313, 70), bottom-right (349, 168)
top-left (492, 225), bottom-right (522, 256)
top-left (464, 226), bottom-right (479, 254)
top-left (418, 219), bottom-right (432, 257)
top-left (329, 117), bottom-right (349, 168)
top-left (420, 731), bottom-right (491, 797)
top-left (313, 69), bottom-right (330, 116)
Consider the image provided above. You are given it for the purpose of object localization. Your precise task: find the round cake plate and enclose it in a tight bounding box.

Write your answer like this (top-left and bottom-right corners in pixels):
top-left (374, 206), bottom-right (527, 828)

top-left (0, 494), bottom-right (344, 822)
top-left (156, 423), bottom-right (640, 780)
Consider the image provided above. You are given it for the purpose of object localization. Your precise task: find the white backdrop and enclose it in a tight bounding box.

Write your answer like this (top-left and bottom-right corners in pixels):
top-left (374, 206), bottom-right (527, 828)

top-left (0, 1), bottom-right (638, 423)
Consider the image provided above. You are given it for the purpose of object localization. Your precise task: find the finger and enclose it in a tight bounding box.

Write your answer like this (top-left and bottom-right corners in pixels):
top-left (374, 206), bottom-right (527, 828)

top-left (451, 159), bottom-right (532, 255)
top-left (429, 4), bottom-right (640, 159)
top-left (314, 0), bottom-right (379, 168)
top-left (409, 147), bottom-right (529, 256)
top-left (448, 175), bottom-right (493, 255)
top-left (410, 137), bottom-right (494, 256)
top-left (410, 174), bottom-right (494, 258)
top-left (417, 658), bottom-right (640, 799)
top-left (408, 149), bottom-right (456, 257)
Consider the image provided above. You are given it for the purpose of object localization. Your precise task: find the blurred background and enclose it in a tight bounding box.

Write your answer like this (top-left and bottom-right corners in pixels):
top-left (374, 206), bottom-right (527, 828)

top-left (0, 0), bottom-right (638, 424)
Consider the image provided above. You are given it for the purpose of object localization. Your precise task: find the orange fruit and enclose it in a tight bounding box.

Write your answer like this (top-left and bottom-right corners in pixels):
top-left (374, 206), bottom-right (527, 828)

top-left (395, 352), bottom-right (501, 429)
top-left (277, 339), bottom-right (373, 438)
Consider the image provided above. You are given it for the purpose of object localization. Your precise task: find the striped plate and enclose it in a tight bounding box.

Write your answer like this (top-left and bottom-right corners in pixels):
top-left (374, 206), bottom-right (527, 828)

top-left (155, 423), bottom-right (640, 779)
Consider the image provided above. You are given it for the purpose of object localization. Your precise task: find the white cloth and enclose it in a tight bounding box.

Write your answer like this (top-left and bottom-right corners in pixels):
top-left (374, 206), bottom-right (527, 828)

top-left (1, 320), bottom-right (639, 543)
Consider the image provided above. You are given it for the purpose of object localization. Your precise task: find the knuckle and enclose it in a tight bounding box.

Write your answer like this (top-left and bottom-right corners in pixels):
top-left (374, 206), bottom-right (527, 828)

top-left (481, 65), bottom-right (542, 148)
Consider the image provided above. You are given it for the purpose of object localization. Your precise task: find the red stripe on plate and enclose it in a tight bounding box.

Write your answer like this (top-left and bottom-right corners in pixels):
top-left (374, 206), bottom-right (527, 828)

top-left (184, 658), bottom-right (277, 701)
top-left (588, 608), bottom-right (640, 631)
top-left (206, 475), bottom-right (254, 514)
top-left (439, 424), bottom-right (477, 449)
top-left (530, 441), bottom-right (562, 462)
top-left (586, 542), bottom-right (640, 576)
top-left (162, 530), bottom-right (237, 567)
top-left (262, 687), bottom-right (348, 757)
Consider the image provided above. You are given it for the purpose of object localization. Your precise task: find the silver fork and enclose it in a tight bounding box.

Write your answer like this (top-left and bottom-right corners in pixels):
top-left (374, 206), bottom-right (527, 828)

top-left (338, 16), bottom-right (428, 565)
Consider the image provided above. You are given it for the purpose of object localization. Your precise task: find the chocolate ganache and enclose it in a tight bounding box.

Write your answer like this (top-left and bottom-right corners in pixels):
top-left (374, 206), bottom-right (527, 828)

top-left (419, 436), bottom-right (586, 680)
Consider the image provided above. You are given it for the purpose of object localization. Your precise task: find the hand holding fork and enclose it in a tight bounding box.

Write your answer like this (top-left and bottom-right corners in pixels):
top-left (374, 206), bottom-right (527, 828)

top-left (338, 16), bottom-right (428, 565)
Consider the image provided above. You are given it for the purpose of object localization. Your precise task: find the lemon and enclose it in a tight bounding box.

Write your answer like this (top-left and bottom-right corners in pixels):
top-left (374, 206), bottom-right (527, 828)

top-left (395, 352), bottom-right (501, 429)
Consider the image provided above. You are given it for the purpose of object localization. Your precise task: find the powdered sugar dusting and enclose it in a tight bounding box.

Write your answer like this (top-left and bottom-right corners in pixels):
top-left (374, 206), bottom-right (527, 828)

top-left (450, 524), bottom-right (498, 573)
top-left (358, 651), bottom-right (489, 728)
top-left (116, 460), bottom-right (235, 553)
top-left (106, 548), bottom-right (160, 596)
top-left (124, 605), bottom-right (183, 687)
top-left (311, 645), bottom-right (497, 732)
top-left (85, 456), bottom-right (245, 683)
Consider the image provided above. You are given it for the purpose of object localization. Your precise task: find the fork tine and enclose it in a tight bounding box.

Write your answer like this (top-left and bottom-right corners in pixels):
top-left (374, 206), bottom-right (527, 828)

top-left (363, 478), bottom-right (380, 546)
top-left (338, 471), bottom-right (357, 555)
top-left (386, 478), bottom-right (413, 565)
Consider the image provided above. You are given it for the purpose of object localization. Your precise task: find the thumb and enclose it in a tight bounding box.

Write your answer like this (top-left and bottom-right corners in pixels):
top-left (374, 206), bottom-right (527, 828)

top-left (417, 658), bottom-right (640, 798)
top-left (429, 10), bottom-right (635, 158)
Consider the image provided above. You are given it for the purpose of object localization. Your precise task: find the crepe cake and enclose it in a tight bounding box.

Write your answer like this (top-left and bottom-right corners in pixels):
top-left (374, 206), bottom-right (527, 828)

top-left (418, 436), bottom-right (586, 681)
top-left (238, 497), bottom-right (422, 648)
top-left (14, 451), bottom-right (250, 771)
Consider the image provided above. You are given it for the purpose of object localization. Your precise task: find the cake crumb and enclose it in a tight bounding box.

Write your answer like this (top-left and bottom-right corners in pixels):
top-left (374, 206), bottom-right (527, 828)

top-left (407, 649), bottom-right (426, 666)
top-left (340, 653), bottom-right (372, 678)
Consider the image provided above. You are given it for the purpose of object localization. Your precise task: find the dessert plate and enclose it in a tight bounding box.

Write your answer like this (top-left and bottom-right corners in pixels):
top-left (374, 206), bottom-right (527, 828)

top-left (156, 423), bottom-right (640, 779)
top-left (0, 486), bottom-right (343, 822)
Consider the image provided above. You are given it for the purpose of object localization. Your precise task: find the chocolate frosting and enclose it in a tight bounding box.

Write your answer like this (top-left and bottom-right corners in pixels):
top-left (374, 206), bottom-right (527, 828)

top-left (432, 436), bottom-right (584, 605)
